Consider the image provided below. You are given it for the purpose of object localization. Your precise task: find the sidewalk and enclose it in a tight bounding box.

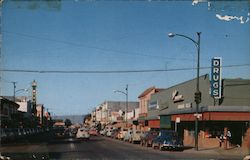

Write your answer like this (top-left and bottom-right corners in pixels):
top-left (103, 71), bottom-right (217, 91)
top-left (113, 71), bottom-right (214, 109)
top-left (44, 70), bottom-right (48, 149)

top-left (183, 146), bottom-right (249, 158)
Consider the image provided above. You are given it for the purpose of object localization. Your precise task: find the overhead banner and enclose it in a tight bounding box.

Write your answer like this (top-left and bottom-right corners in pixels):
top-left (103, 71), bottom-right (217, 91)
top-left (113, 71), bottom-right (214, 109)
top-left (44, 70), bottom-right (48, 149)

top-left (211, 57), bottom-right (222, 99)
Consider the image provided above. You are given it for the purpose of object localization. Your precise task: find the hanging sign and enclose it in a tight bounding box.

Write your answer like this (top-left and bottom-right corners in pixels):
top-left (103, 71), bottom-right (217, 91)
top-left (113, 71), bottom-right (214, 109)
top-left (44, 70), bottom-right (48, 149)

top-left (211, 57), bottom-right (222, 99)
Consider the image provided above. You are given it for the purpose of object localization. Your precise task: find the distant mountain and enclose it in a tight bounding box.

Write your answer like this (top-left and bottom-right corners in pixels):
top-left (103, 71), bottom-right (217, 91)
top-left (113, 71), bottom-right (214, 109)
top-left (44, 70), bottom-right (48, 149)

top-left (52, 115), bottom-right (85, 124)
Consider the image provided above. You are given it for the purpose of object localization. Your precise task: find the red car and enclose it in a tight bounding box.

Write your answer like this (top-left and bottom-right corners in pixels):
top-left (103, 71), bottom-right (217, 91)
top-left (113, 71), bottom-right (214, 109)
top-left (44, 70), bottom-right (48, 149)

top-left (88, 128), bottom-right (98, 136)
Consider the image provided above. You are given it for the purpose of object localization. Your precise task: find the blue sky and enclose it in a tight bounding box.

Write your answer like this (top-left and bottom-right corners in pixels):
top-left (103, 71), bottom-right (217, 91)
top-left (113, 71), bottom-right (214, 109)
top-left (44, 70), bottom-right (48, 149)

top-left (1, 1), bottom-right (250, 115)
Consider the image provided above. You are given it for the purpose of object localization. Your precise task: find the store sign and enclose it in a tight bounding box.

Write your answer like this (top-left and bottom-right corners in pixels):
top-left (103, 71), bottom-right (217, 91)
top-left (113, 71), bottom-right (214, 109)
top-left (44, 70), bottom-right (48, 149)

top-left (211, 57), bottom-right (222, 99)
top-left (177, 103), bottom-right (192, 109)
top-left (149, 101), bottom-right (158, 110)
top-left (172, 90), bottom-right (184, 103)
top-left (175, 117), bottom-right (180, 123)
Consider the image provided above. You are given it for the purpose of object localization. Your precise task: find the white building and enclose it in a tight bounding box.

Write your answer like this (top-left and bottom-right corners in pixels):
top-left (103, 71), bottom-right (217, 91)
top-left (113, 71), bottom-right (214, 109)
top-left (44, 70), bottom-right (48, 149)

top-left (16, 96), bottom-right (32, 117)
top-left (126, 108), bottom-right (140, 120)
top-left (97, 101), bottom-right (139, 125)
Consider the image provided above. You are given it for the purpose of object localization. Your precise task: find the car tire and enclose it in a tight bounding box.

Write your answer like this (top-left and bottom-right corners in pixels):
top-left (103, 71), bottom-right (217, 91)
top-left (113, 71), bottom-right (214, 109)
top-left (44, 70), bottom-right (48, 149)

top-left (152, 143), bottom-right (156, 149)
top-left (159, 145), bottom-right (164, 151)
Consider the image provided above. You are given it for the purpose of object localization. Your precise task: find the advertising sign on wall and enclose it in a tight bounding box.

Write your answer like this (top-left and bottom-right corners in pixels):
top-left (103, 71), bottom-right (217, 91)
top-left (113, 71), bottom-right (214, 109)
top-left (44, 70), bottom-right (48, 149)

top-left (211, 57), bottom-right (222, 99)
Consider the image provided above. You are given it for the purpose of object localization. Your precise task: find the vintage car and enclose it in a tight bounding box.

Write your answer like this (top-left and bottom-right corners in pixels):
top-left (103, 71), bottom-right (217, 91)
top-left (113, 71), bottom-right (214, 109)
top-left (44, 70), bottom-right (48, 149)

top-left (152, 130), bottom-right (183, 151)
top-left (89, 128), bottom-right (98, 136)
top-left (129, 130), bottom-right (142, 143)
top-left (140, 130), bottom-right (159, 147)
top-left (76, 128), bottom-right (90, 139)
top-left (117, 128), bottom-right (128, 140)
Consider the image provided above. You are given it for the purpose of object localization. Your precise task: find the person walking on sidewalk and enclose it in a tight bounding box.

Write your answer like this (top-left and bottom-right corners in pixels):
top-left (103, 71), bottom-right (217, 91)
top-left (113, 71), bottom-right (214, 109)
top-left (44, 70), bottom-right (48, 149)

top-left (219, 133), bottom-right (225, 147)
top-left (227, 130), bottom-right (232, 148)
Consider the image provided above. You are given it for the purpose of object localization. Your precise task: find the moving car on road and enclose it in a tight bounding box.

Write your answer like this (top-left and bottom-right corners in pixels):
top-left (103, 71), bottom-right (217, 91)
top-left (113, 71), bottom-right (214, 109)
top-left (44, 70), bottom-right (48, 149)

top-left (76, 128), bottom-right (90, 139)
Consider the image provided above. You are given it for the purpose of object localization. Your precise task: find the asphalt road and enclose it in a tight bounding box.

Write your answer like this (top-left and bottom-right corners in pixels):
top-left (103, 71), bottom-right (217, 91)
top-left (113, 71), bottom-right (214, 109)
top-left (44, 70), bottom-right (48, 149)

top-left (0, 135), bottom-right (243, 160)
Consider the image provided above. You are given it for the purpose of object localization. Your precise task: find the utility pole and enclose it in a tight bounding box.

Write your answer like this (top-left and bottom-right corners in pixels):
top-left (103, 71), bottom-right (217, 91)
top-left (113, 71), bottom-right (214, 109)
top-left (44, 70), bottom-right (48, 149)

top-left (114, 84), bottom-right (129, 127)
top-left (168, 32), bottom-right (202, 151)
top-left (126, 84), bottom-right (128, 126)
top-left (12, 81), bottom-right (17, 102)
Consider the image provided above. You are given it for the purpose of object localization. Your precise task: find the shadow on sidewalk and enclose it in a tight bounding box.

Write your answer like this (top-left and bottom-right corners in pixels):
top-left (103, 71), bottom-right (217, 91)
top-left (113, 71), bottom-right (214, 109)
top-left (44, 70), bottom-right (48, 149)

top-left (198, 147), bottom-right (220, 151)
top-left (182, 146), bottom-right (194, 151)
top-left (182, 146), bottom-right (220, 152)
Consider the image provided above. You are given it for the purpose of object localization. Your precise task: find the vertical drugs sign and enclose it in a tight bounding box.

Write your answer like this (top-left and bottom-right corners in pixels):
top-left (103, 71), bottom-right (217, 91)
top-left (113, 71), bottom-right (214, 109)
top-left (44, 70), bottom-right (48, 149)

top-left (211, 57), bottom-right (222, 99)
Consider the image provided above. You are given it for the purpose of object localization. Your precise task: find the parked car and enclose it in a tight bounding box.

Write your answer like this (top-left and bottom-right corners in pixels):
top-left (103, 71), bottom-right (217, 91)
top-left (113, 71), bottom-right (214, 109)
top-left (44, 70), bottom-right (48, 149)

top-left (89, 128), bottom-right (98, 136)
top-left (100, 129), bottom-right (107, 136)
top-left (243, 155), bottom-right (250, 160)
top-left (76, 128), bottom-right (90, 139)
top-left (106, 127), bottom-right (114, 137)
top-left (54, 127), bottom-right (65, 138)
top-left (19, 128), bottom-right (27, 138)
top-left (152, 130), bottom-right (183, 151)
top-left (130, 130), bottom-right (142, 143)
top-left (141, 130), bottom-right (159, 147)
top-left (117, 128), bottom-right (128, 140)
top-left (123, 129), bottom-right (133, 142)
top-left (5, 128), bottom-right (15, 141)
top-left (111, 129), bottom-right (119, 139)
top-left (0, 129), bottom-right (7, 142)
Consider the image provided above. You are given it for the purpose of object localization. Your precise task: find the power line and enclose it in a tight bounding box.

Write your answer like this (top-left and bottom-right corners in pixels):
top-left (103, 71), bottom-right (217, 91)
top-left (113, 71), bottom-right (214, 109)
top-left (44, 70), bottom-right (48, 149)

top-left (0, 64), bottom-right (249, 74)
top-left (3, 30), bottom-right (195, 61)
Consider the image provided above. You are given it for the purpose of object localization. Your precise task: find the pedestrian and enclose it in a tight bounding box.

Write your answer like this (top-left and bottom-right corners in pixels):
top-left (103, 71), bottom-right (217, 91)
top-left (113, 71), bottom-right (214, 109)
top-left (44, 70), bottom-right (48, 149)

top-left (219, 133), bottom-right (224, 147)
top-left (245, 128), bottom-right (250, 155)
top-left (227, 130), bottom-right (232, 148)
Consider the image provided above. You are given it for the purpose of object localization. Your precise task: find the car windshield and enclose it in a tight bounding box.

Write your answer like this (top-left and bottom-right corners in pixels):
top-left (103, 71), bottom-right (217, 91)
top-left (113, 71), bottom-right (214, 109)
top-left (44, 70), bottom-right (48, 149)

top-left (1, 1), bottom-right (249, 160)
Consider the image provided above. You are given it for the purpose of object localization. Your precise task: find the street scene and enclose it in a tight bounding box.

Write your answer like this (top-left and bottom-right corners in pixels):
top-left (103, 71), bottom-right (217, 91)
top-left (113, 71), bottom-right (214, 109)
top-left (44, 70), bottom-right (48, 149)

top-left (1, 0), bottom-right (250, 160)
top-left (0, 131), bottom-right (246, 160)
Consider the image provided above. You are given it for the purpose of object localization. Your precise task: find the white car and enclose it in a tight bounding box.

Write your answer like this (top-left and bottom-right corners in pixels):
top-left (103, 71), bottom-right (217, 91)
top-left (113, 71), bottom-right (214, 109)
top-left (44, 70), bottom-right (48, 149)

top-left (130, 130), bottom-right (142, 143)
top-left (76, 128), bottom-right (90, 139)
top-left (117, 128), bottom-right (128, 140)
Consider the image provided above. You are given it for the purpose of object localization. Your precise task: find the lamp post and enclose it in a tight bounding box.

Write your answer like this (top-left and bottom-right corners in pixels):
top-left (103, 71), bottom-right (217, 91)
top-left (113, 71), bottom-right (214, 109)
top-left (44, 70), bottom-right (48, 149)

top-left (14, 88), bottom-right (29, 101)
top-left (114, 84), bottom-right (128, 126)
top-left (12, 81), bottom-right (17, 101)
top-left (168, 32), bottom-right (201, 151)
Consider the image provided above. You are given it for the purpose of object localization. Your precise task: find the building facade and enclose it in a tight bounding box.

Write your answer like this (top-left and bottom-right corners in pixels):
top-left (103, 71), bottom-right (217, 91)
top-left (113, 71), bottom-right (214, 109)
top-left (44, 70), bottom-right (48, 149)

top-left (93, 101), bottom-right (139, 127)
top-left (16, 96), bottom-right (32, 117)
top-left (138, 87), bottom-right (163, 131)
top-left (36, 104), bottom-right (44, 125)
top-left (0, 96), bottom-right (19, 128)
top-left (150, 74), bottom-right (250, 149)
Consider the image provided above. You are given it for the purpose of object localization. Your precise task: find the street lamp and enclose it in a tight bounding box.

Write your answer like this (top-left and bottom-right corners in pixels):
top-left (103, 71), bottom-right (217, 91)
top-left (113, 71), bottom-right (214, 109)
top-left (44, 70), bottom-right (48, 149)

top-left (114, 84), bottom-right (128, 126)
top-left (168, 32), bottom-right (201, 151)
top-left (14, 88), bottom-right (29, 102)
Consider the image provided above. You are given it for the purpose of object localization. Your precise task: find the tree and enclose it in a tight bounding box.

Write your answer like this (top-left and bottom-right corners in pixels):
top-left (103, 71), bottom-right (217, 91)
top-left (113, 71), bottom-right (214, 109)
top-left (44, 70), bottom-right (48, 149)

top-left (64, 119), bottom-right (72, 127)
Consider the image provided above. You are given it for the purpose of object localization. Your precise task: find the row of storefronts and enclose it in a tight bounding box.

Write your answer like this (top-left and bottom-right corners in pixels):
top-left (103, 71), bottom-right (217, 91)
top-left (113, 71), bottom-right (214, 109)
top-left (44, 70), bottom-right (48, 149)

top-left (137, 74), bottom-right (250, 149)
